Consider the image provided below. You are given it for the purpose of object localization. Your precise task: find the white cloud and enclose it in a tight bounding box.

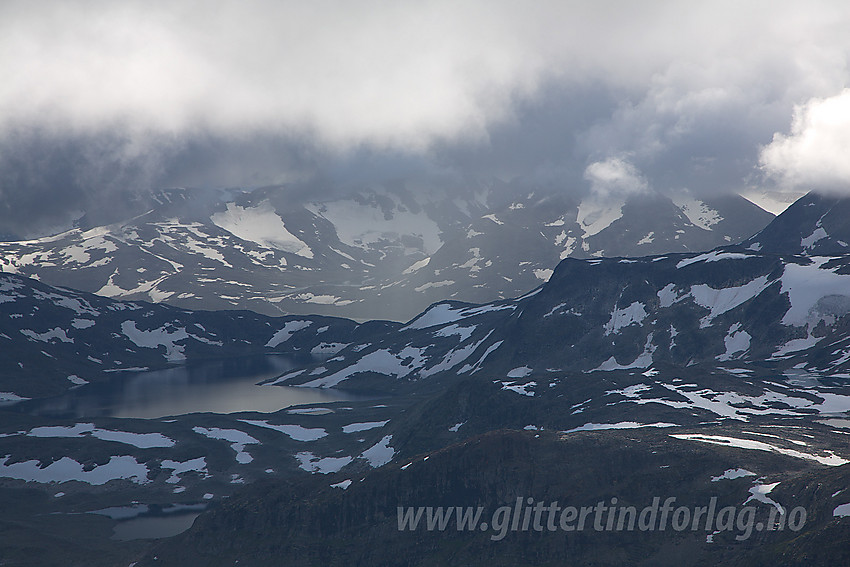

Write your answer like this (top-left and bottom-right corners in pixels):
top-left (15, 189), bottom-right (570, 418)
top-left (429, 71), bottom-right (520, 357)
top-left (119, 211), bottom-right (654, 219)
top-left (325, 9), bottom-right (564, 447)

top-left (3, 0), bottom-right (850, 155)
top-left (760, 89), bottom-right (850, 192)
top-left (2, 0), bottom-right (850, 232)
top-left (584, 157), bottom-right (648, 198)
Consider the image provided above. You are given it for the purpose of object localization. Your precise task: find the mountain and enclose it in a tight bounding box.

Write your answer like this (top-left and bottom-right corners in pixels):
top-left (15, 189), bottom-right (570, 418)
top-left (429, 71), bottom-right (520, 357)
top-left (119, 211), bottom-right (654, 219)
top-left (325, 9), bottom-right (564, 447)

top-left (740, 191), bottom-right (850, 255)
top-left (1, 191), bottom-right (847, 420)
top-left (3, 191), bottom-right (849, 567)
top-left (0, 183), bottom-right (773, 321)
top-left (131, 193), bottom-right (850, 566)
top-left (274, 253), bottom-right (850, 400)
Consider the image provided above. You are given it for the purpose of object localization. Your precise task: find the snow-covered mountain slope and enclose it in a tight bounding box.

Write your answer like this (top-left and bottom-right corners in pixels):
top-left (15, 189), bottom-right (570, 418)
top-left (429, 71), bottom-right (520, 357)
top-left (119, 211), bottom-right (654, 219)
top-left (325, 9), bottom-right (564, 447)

top-left (0, 192), bottom-right (840, 412)
top-left (0, 273), bottom-right (394, 398)
top-left (0, 184), bottom-right (772, 321)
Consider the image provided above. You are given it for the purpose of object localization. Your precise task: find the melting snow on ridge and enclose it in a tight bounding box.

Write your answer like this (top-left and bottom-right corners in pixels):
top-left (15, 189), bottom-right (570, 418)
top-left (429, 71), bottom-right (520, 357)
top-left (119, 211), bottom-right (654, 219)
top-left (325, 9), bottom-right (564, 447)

top-left (670, 434), bottom-right (848, 466)
top-left (404, 303), bottom-right (465, 330)
top-left (671, 196), bottom-right (722, 230)
top-left (307, 197), bottom-right (441, 254)
top-left (434, 324), bottom-right (477, 342)
top-left (211, 201), bottom-right (313, 258)
top-left (609, 381), bottom-right (850, 420)
top-left (676, 251), bottom-right (749, 269)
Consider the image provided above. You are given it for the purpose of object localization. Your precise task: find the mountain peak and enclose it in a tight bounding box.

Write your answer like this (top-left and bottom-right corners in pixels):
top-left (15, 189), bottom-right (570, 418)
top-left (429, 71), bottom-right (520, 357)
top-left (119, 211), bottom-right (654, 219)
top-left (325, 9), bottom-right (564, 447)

top-left (741, 191), bottom-right (850, 255)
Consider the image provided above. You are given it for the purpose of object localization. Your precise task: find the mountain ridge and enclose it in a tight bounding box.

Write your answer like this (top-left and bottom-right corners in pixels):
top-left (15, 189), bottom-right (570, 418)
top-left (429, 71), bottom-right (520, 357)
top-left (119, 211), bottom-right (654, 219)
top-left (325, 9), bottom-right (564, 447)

top-left (0, 184), bottom-right (773, 321)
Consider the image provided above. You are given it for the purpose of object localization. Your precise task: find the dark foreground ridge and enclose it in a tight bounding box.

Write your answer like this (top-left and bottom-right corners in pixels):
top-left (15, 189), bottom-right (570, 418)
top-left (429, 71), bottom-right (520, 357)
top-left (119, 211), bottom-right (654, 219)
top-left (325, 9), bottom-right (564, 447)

top-left (142, 428), bottom-right (850, 567)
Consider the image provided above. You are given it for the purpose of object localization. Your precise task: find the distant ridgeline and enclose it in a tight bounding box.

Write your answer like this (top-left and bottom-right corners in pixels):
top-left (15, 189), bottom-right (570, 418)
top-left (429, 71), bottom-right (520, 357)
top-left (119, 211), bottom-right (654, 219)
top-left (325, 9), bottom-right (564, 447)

top-left (0, 184), bottom-right (773, 321)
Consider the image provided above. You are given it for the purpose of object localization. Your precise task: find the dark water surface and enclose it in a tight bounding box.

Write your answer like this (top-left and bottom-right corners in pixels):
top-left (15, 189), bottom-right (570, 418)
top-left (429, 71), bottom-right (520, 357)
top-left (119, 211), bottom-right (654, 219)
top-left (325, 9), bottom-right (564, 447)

top-left (15, 355), bottom-right (358, 419)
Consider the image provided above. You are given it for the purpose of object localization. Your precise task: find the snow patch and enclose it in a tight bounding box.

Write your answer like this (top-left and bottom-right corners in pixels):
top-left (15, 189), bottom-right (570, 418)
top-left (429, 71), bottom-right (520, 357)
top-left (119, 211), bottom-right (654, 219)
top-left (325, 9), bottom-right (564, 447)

top-left (533, 268), bottom-right (554, 282)
top-left (193, 427), bottom-right (258, 464)
top-left (690, 276), bottom-right (771, 328)
top-left (565, 422), bottom-right (676, 433)
top-left (266, 320), bottom-right (312, 348)
top-left (160, 457), bottom-right (209, 484)
top-left (342, 421), bottom-right (390, 434)
top-left (403, 257), bottom-right (431, 274)
top-left (671, 434), bottom-right (848, 466)
top-left (507, 366), bottom-right (533, 379)
top-left (576, 197), bottom-right (623, 238)
top-left (361, 435), bottom-right (395, 467)
top-left (211, 201), bottom-right (313, 258)
top-left (676, 251), bottom-right (749, 269)
top-left (604, 302), bottom-right (648, 335)
top-left (717, 323), bottom-right (751, 361)
top-left (672, 196), bottom-right (722, 230)
top-left (711, 468), bottom-right (757, 482)
top-left (121, 321), bottom-right (188, 362)
top-left (0, 455), bottom-right (149, 485)
top-left (295, 452), bottom-right (352, 474)
top-left (780, 261), bottom-right (850, 326)
top-left (239, 420), bottom-right (327, 441)
top-left (500, 381), bottom-right (536, 396)
top-left (833, 503), bottom-right (850, 517)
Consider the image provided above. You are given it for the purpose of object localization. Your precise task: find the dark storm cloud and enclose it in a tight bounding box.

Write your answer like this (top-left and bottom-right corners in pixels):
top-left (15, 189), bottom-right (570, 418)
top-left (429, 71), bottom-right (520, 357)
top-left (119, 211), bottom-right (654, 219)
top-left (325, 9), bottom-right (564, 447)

top-left (2, 0), bottom-right (850, 235)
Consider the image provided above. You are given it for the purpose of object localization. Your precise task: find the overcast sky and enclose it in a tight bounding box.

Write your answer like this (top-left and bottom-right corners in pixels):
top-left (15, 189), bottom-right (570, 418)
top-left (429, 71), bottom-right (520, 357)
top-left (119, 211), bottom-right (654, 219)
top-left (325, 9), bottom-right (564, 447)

top-left (2, 0), bottom-right (850, 235)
